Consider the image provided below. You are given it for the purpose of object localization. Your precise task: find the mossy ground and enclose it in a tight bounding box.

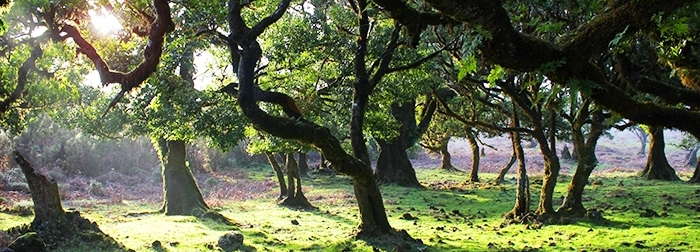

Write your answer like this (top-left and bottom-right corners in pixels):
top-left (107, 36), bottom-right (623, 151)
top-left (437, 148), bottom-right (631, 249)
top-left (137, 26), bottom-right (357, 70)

top-left (2, 166), bottom-right (699, 251)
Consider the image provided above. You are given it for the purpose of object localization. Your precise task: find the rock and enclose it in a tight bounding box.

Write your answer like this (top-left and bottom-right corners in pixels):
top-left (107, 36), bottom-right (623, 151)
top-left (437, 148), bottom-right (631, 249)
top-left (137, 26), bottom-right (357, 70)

top-left (0, 247), bottom-right (14, 252)
top-left (217, 231), bottom-right (244, 252)
top-left (8, 232), bottom-right (46, 252)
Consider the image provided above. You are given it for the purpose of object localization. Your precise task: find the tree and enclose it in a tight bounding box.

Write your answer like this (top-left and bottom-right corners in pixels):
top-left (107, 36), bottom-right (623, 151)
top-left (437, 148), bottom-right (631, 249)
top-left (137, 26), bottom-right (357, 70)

top-left (631, 126), bottom-right (649, 155)
top-left (639, 126), bottom-right (680, 181)
top-left (558, 97), bottom-right (616, 216)
top-left (503, 110), bottom-right (530, 220)
top-left (420, 112), bottom-right (462, 172)
top-left (224, 0), bottom-right (413, 239)
top-left (372, 0), bottom-right (700, 150)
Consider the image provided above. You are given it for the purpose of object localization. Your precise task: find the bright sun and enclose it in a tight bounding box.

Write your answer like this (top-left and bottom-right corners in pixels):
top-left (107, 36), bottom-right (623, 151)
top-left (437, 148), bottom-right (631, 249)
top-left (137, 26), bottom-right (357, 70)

top-left (88, 7), bottom-right (123, 36)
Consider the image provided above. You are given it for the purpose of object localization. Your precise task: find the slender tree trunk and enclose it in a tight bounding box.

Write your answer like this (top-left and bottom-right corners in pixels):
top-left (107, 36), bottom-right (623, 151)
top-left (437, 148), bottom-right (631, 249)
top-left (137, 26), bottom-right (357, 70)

top-left (504, 115), bottom-right (530, 219)
top-left (685, 146), bottom-right (699, 167)
top-left (465, 131), bottom-right (480, 183)
top-left (533, 134), bottom-right (561, 216)
top-left (496, 148), bottom-right (517, 185)
top-left (298, 152), bottom-right (309, 177)
top-left (639, 126), bottom-right (680, 181)
top-left (154, 138), bottom-right (209, 215)
top-left (265, 152), bottom-right (287, 199)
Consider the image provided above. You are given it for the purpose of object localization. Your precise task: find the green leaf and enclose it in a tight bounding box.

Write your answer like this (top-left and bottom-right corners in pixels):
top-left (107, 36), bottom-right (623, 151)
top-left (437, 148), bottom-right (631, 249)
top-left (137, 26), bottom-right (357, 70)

top-left (487, 65), bottom-right (505, 85)
top-left (457, 55), bottom-right (477, 81)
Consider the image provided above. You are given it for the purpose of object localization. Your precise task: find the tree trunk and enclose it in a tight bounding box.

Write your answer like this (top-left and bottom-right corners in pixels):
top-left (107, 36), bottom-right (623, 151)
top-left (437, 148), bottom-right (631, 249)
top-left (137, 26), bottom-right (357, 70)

top-left (685, 146), bottom-right (699, 167)
top-left (374, 101), bottom-right (422, 187)
top-left (495, 148), bottom-right (517, 185)
top-left (558, 106), bottom-right (607, 216)
top-left (279, 153), bottom-right (312, 208)
top-left (265, 152), bottom-right (287, 199)
top-left (438, 142), bottom-right (458, 171)
top-left (298, 152), bottom-right (309, 177)
top-left (689, 161), bottom-right (700, 183)
top-left (14, 151), bottom-right (66, 229)
top-left (154, 138), bottom-right (209, 215)
top-left (639, 126), bottom-right (680, 181)
top-left (533, 135), bottom-right (561, 216)
top-left (504, 117), bottom-right (530, 219)
top-left (465, 130), bottom-right (480, 183)
top-left (375, 139), bottom-right (420, 187)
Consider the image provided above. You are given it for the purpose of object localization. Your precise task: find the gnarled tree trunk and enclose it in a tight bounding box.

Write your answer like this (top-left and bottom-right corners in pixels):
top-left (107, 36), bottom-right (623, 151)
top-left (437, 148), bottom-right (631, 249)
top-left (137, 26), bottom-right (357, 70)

top-left (375, 99), bottom-right (435, 187)
top-left (154, 138), bottom-right (209, 215)
top-left (690, 162), bottom-right (700, 183)
top-left (375, 138), bottom-right (420, 187)
top-left (558, 106), bottom-right (607, 216)
top-left (639, 126), bottom-right (680, 181)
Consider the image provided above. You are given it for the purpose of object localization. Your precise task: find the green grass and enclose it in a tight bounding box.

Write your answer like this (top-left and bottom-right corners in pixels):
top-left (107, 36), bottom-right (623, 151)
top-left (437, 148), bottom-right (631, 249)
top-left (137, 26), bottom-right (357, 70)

top-left (2, 168), bottom-right (700, 251)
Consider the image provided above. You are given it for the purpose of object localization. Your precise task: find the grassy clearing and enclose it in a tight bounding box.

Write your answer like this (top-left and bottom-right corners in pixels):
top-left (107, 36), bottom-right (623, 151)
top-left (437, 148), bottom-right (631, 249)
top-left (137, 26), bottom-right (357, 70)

top-left (2, 167), bottom-right (700, 251)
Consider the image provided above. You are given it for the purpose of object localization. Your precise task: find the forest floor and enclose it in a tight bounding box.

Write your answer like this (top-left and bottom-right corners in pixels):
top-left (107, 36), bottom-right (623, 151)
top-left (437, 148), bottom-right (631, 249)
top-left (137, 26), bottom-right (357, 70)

top-left (1, 130), bottom-right (699, 251)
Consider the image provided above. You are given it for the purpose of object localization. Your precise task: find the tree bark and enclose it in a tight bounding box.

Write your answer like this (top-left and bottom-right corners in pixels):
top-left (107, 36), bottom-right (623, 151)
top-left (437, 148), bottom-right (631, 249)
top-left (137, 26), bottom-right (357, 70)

top-left (685, 146), bottom-right (698, 167)
top-left (374, 100), bottom-right (431, 187)
top-left (465, 130), bottom-right (480, 183)
top-left (438, 143), bottom-right (458, 171)
top-left (14, 151), bottom-right (66, 229)
top-left (639, 126), bottom-right (680, 181)
top-left (690, 161), bottom-right (700, 183)
top-left (154, 138), bottom-right (209, 215)
top-left (298, 152), bottom-right (310, 177)
top-left (265, 152), bottom-right (288, 199)
top-left (504, 114), bottom-right (530, 219)
top-left (279, 153), bottom-right (312, 208)
top-left (558, 105), bottom-right (607, 216)
top-left (375, 138), bottom-right (420, 187)
top-left (495, 146), bottom-right (517, 185)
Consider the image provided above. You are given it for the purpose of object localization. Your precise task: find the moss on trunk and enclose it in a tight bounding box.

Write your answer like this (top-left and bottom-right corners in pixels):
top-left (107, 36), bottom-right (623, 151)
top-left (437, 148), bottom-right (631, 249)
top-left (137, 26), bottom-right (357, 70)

top-left (154, 138), bottom-right (209, 216)
top-left (639, 126), bottom-right (680, 181)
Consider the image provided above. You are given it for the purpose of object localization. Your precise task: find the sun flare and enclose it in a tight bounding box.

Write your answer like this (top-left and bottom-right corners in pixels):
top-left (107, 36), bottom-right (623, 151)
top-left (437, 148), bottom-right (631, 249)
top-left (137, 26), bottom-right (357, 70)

top-left (88, 7), bottom-right (123, 36)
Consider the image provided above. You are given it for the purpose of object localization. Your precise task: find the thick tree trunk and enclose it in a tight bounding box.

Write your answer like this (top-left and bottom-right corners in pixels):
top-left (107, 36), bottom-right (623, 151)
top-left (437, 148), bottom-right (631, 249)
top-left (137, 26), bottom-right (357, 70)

top-left (298, 152), bottom-right (309, 177)
top-left (280, 153), bottom-right (312, 208)
top-left (154, 138), bottom-right (209, 215)
top-left (639, 126), bottom-right (680, 181)
top-left (495, 148), bottom-right (517, 185)
top-left (375, 139), bottom-right (421, 187)
top-left (14, 151), bottom-right (66, 228)
top-left (690, 161), bottom-right (700, 183)
top-left (265, 152), bottom-right (287, 199)
top-left (438, 143), bottom-right (458, 171)
top-left (465, 131), bottom-right (480, 183)
top-left (374, 102), bottom-right (422, 187)
top-left (504, 120), bottom-right (530, 219)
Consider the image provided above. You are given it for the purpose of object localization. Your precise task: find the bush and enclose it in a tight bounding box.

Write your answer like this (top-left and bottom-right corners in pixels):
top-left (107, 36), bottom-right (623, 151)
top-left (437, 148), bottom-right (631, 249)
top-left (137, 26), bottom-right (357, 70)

top-left (88, 180), bottom-right (104, 196)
